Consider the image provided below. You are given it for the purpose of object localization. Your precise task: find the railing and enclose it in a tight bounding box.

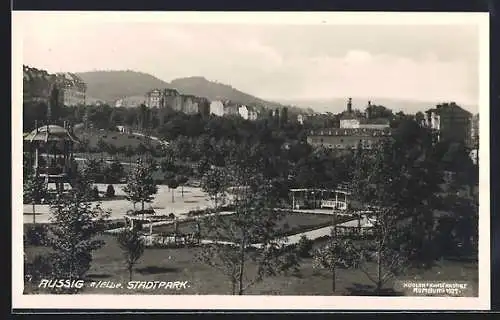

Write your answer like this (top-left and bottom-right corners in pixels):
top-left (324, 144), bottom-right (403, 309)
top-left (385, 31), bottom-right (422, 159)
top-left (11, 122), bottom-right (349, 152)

top-left (321, 200), bottom-right (347, 210)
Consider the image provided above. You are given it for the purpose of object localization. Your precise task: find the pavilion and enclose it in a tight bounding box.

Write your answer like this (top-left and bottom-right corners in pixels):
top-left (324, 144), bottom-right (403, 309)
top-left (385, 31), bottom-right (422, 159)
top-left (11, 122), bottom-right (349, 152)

top-left (289, 186), bottom-right (351, 211)
top-left (23, 121), bottom-right (80, 195)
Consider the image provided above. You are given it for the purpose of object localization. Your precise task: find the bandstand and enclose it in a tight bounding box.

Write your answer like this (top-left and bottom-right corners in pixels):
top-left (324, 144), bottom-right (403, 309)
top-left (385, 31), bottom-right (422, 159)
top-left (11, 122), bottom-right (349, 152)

top-left (23, 121), bottom-right (80, 196)
top-left (289, 186), bottom-right (351, 211)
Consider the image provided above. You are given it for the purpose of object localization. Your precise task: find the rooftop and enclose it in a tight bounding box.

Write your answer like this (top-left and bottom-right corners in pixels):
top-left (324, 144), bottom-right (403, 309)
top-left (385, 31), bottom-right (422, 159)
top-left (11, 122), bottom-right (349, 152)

top-left (426, 103), bottom-right (472, 116)
top-left (24, 124), bottom-right (80, 143)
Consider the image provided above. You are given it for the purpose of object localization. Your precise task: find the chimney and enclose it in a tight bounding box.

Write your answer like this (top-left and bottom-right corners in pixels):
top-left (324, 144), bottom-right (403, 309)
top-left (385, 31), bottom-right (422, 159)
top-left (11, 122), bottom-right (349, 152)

top-left (347, 97), bottom-right (352, 113)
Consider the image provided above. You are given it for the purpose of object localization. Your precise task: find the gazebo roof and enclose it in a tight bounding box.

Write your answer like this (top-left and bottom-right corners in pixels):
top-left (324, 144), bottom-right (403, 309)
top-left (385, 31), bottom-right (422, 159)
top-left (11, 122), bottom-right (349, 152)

top-left (24, 125), bottom-right (80, 143)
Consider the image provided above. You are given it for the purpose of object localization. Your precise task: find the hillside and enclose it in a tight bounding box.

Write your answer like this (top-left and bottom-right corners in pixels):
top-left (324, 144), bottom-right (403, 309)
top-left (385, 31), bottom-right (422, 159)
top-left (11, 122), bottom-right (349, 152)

top-left (75, 70), bottom-right (294, 111)
top-left (169, 76), bottom-right (281, 108)
top-left (76, 70), bottom-right (170, 103)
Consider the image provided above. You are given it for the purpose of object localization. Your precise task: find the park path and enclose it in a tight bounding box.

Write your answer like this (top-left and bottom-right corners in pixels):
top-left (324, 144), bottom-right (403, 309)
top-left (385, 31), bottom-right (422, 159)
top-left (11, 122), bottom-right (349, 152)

top-left (23, 185), bottom-right (215, 224)
top-left (199, 224), bottom-right (338, 248)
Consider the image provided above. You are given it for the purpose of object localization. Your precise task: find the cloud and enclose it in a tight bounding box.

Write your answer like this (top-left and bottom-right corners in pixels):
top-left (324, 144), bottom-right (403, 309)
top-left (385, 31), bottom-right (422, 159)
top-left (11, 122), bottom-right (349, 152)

top-left (19, 16), bottom-right (479, 105)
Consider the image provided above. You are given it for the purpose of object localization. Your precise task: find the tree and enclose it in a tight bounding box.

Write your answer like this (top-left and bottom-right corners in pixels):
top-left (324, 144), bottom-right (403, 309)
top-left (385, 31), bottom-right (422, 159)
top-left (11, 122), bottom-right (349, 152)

top-left (106, 184), bottom-right (115, 198)
top-left (104, 159), bottom-right (124, 184)
top-left (347, 140), bottom-right (436, 292)
top-left (348, 208), bottom-right (408, 294)
top-left (117, 228), bottom-right (145, 281)
top-left (365, 104), bottom-right (393, 119)
top-left (135, 143), bottom-right (148, 160)
top-left (200, 166), bottom-right (230, 210)
top-left (197, 162), bottom-right (299, 295)
top-left (312, 227), bottom-right (357, 293)
top-left (167, 177), bottom-right (180, 203)
top-left (83, 158), bottom-right (103, 184)
top-left (124, 145), bottom-right (135, 166)
top-left (123, 159), bottom-right (158, 219)
top-left (177, 175), bottom-right (189, 198)
top-left (48, 173), bottom-right (110, 289)
top-left (97, 138), bottom-right (107, 161)
top-left (280, 107), bottom-right (289, 126)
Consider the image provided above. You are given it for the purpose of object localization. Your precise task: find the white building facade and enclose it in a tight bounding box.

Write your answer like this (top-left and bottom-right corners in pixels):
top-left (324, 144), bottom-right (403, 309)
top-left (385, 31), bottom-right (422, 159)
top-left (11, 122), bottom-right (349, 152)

top-left (210, 100), bottom-right (225, 117)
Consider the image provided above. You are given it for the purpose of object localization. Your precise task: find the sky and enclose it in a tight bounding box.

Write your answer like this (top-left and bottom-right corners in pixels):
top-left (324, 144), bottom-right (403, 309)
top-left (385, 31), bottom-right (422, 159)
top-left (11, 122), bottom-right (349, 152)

top-left (17, 12), bottom-right (483, 107)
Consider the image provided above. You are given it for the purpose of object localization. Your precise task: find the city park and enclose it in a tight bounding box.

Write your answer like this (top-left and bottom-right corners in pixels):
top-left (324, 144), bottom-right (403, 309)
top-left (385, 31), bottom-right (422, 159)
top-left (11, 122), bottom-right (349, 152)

top-left (22, 114), bottom-right (477, 296)
top-left (22, 119), bottom-right (372, 236)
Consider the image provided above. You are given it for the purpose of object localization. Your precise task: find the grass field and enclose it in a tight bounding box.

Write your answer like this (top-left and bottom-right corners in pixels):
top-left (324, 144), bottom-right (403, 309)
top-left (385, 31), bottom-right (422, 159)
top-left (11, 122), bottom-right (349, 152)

top-left (24, 234), bottom-right (478, 296)
top-left (151, 211), bottom-right (353, 241)
top-left (73, 128), bottom-right (165, 150)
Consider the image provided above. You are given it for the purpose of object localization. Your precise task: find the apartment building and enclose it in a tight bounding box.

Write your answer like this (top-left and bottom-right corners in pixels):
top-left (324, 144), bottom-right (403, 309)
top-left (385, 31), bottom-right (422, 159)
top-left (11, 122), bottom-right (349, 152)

top-left (424, 102), bottom-right (473, 146)
top-left (238, 105), bottom-right (258, 121)
top-left (23, 65), bottom-right (62, 105)
top-left (55, 72), bottom-right (87, 106)
top-left (210, 100), bottom-right (225, 117)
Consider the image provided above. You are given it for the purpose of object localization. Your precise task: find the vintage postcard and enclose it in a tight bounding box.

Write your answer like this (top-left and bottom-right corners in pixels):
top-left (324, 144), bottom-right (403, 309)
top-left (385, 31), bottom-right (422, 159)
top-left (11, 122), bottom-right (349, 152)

top-left (12, 11), bottom-right (490, 310)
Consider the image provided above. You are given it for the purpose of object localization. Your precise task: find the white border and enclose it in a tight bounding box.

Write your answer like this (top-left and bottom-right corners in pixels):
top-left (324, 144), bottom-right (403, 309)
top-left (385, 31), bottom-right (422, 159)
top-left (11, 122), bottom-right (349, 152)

top-left (12, 11), bottom-right (490, 310)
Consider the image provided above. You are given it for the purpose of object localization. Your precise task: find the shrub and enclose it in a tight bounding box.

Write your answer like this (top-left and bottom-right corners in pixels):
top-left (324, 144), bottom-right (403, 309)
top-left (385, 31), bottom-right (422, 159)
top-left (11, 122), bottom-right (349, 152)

top-left (168, 213), bottom-right (176, 219)
top-left (25, 253), bottom-right (55, 282)
top-left (105, 184), bottom-right (115, 198)
top-left (92, 186), bottom-right (100, 200)
top-left (296, 235), bottom-right (313, 258)
top-left (25, 225), bottom-right (48, 246)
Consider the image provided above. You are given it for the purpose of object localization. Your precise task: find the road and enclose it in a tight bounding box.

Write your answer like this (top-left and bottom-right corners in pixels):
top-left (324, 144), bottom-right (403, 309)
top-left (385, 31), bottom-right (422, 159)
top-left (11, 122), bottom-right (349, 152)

top-left (131, 132), bottom-right (169, 146)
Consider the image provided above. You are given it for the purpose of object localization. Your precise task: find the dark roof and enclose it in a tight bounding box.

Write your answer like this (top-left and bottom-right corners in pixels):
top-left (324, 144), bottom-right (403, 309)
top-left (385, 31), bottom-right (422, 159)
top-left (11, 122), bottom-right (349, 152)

top-left (426, 103), bottom-right (472, 116)
top-left (308, 127), bottom-right (394, 137)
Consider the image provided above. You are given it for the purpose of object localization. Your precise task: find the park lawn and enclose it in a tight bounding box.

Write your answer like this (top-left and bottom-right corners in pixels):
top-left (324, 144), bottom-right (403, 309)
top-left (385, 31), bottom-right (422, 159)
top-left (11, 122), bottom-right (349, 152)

top-left (73, 128), bottom-right (164, 150)
top-left (24, 234), bottom-right (478, 296)
top-left (150, 212), bottom-right (353, 241)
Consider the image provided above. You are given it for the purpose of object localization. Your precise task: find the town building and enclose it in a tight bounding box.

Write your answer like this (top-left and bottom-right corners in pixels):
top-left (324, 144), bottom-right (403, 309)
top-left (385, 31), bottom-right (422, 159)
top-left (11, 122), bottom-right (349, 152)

top-left (423, 102), bottom-right (473, 146)
top-left (471, 113), bottom-right (479, 148)
top-left (297, 114), bottom-right (307, 125)
top-left (307, 127), bottom-right (393, 150)
top-left (144, 88), bottom-right (209, 116)
top-left (55, 72), bottom-right (87, 106)
top-left (23, 65), bottom-right (63, 105)
top-left (210, 100), bottom-right (225, 117)
top-left (223, 101), bottom-right (240, 116)
top-left (145, 89), bottom-right (163, 108)
top-left (306, 98), bottom-right (393, 150)
top-left (238, 105), bottom-right (258, 121)
top-left (340, 99), bottom-right (390, 129)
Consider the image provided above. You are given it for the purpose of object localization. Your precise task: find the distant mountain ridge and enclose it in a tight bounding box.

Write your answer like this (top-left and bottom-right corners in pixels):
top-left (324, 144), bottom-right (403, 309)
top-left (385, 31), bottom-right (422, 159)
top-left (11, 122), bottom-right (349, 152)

top-left (75, 70), bottom-right (287, 110)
